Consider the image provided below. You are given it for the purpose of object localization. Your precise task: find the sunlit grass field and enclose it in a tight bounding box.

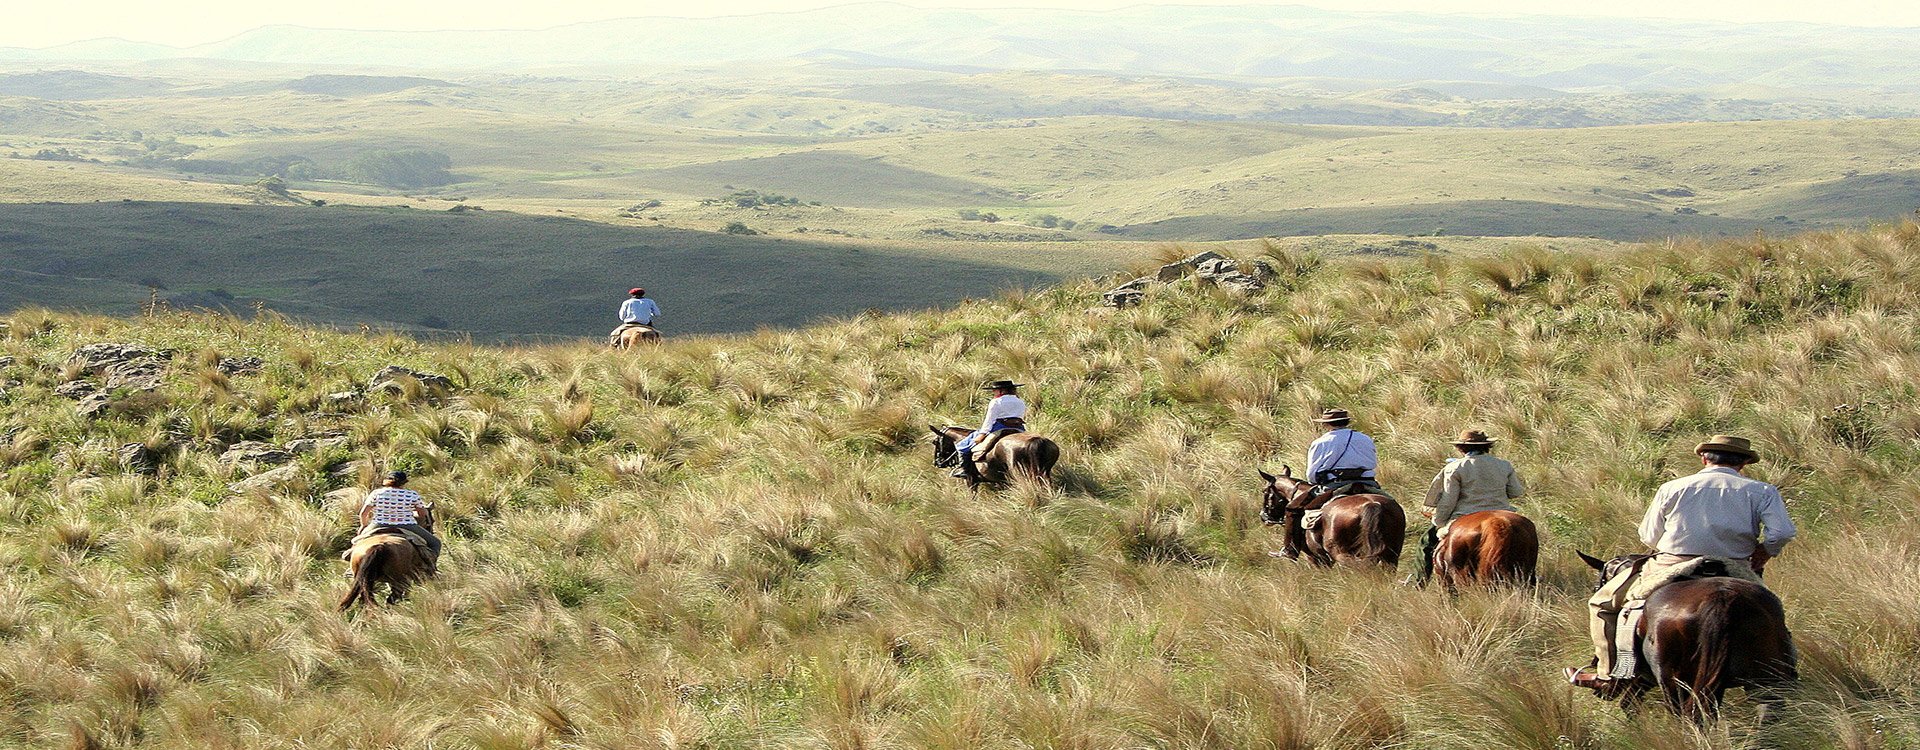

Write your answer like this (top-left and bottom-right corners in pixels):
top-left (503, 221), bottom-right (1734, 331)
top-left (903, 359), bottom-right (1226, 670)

top-left (2, 222), bottom-right (1916, 748)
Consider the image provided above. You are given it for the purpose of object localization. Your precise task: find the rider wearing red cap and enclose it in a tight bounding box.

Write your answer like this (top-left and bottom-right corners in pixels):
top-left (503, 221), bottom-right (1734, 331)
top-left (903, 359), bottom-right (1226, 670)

top-left (609, 287), bottom-right (662, 346)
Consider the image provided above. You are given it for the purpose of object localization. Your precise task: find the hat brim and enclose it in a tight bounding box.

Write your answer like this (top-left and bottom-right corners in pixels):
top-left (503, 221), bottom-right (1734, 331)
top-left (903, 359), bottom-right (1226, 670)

top-left (1312, 416), bottom-right (1351, 423)
top-left (982, 383), bottom-right (1025, 390)
top-left (1452, 440), bottom-right (1496, 447)
top-left (1695, 442), bottom-right (1760, 462)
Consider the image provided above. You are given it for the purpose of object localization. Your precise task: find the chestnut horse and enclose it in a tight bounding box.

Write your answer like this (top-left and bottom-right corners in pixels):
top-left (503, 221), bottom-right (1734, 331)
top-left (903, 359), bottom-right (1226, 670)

top-left (340, 508), bottom-right (438, 611)
top-left (1434, 510), bottom-right (1538, 589)
top-left (613, 324), bottom-right (661, 349)
top-left (1259, 467), bottom-right (1404, 568)
top-left (1578, 552), bottom-right (1796, 722)
top-left (930, 425), bottom-right (1060, 487)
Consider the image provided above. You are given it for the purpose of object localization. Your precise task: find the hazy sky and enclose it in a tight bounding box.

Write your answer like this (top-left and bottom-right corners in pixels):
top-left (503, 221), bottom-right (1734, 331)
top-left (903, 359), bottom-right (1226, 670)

top-left (10, 0), bottom-right (1920, 48)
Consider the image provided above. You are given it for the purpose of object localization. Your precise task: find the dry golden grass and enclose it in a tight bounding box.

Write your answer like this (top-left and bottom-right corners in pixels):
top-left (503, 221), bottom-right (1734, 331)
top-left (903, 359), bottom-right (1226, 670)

top-left (0, 223), bottom-right (1917, 748)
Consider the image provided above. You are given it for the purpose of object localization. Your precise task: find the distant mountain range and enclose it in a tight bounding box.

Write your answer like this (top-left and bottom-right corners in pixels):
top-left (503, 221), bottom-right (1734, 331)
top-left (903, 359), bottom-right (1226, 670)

top-left (4, 3), bottom-right (1920, 92)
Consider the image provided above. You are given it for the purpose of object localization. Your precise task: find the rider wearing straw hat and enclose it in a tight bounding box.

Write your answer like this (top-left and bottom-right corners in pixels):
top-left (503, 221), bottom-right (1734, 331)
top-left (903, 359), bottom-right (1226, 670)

top-left (953, 379), bottom-right (1028, 481)
top-left (1413, 429), bottom-right (1527, 585)
top-left (1567, 434), bottom-right (1797, 691)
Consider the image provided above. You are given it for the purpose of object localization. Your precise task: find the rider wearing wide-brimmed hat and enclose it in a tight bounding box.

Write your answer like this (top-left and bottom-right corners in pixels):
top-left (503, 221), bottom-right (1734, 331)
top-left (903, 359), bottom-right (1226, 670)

top-left (953, 379), bottom-right (1028, 481)
top-left (1296, 408), bottom-right (1381, 505)
top-left (1567, 434), bottom-right (1797, 691)
top-left (1414, 429), bottom-right (1528, 585)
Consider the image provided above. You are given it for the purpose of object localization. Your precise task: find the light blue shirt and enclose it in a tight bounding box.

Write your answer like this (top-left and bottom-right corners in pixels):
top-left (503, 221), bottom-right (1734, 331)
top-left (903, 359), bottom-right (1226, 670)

top-left (619, 297), bottom-right (660, 324)
top-left (1306, 428), bottom-right (1378, 481)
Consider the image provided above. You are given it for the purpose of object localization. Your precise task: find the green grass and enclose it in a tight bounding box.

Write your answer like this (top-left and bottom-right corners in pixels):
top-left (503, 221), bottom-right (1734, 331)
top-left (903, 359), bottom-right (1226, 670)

top-left (0, 222), bottom-right (1917, 748)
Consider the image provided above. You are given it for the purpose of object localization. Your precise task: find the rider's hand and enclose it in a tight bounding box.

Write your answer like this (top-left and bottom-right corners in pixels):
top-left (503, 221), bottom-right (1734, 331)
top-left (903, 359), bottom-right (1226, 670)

top-left (1750, 547), bottom-right (1772, 575)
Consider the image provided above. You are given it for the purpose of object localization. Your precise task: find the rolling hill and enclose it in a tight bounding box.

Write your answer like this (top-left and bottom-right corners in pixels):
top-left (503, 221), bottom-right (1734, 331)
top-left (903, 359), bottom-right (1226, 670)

top-left (0, 222), bottom-right (1914, 748)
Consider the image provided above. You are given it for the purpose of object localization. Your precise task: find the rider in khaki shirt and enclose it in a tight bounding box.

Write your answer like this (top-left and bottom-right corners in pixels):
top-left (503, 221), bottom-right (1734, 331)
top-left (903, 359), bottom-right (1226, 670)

top-left (1414, 429), bottom-right (1526, 584)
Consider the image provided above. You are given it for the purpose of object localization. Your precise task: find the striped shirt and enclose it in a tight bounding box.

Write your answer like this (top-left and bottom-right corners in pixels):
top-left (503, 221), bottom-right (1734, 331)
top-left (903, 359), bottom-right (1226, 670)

top-left (363, 487), bottom-right (424, 526)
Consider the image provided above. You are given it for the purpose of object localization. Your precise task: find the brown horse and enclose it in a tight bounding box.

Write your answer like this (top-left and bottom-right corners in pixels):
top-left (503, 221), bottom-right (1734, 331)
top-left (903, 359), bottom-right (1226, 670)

top-left (1259, 467), bottom-right (1404, 568)
top-left (612, 324), bottom-right (661, 349)
top-left (340, 509), bottom-right (438, 611)
top-left (1434, 510), bottom-right (1538, 589)
top-left (1578, 552), bottom-right (1796, 722)
top-left (930, 425), bottom-right (1060, 488)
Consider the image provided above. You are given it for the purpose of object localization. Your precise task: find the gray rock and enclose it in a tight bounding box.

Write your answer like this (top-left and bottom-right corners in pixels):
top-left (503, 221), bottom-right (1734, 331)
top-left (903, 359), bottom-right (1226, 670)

top-left (119, 442), bottom-right (158, 473)
top-left (227, 464), bottom-right (301, 495)
top-left (367, 365), bottom-right (454, 396)
top-left (217, 356), bottom-right (265, 375)
top-left (1155, 251), bottom-right (1230, 282)
top-left (286, 436), bottom-right (349, 455)
top-left (1193, 257), bottom-right (1266, 295)
top-left (76, 393), bottom-right (112, 418)
top-left (54, 381), bottom-right (98, 400)
top-left (324, 391), bottom-right (364, 407)
top-left (1101, 276), bottom-right (1154, 308)
top-left (220, 440), bottom-right (293, 466)
top-left (65, 343), bottom-right (168, 392)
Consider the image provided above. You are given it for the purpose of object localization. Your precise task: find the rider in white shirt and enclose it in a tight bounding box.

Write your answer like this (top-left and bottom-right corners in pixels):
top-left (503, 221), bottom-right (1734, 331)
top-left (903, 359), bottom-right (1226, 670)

top-left (954, 380), bottom-right (1027, 480)
top-left (619, 288), bottom-right (660, 325)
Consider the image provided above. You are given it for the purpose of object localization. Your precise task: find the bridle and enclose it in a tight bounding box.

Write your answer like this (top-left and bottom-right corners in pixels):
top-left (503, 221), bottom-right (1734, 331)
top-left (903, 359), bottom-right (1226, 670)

top-left (932, 433), bottom-right (961, 468)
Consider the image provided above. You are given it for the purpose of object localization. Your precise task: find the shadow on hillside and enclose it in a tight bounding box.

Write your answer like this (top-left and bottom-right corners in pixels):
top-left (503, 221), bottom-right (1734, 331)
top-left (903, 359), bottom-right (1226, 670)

top-left (1112, 200), bottom-right (1821, 242)
top-left (0, 201), bottom-right (1061, 341)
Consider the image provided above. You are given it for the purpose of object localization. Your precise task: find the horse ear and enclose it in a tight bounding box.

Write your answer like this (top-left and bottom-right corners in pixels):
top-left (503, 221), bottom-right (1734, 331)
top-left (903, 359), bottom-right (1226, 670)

top-left (1577, 551), bottom-right (1606, 571)
top-left (928, 425), bottom-right (942, 434)
top-left (1280, 464), bottom-right (1293, 478)
top-left (1257, 469), bottom-right (1276, 484)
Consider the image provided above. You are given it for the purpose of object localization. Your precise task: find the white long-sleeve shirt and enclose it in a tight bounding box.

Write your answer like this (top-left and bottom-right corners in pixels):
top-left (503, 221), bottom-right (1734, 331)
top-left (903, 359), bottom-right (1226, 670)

top-left (1639, 467), bottom-right (1796, 557)
top-left (619, 297), bottom-right (661, 324)
top-left (1306, 428), bottom-right (1377, 481)
top-left (976, 394), bottom-right (1027, 435)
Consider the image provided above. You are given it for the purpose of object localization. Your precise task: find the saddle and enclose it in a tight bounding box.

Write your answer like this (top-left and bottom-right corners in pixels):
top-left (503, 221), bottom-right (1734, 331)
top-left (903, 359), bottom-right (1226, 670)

top-left (971, 424), bottom-right (1025, 457)
top-left (1291, 478), bottom-right (1387, 511)
top-left (344, 525), bottom-right (437, 563)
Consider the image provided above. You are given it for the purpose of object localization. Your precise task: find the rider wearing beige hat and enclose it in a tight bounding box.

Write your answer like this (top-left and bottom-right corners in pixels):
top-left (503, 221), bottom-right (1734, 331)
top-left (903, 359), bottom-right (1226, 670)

top-left (1413, 429), bottom-right (1528, 585)
top-left (1567, 434), bottom-right (1797, 690)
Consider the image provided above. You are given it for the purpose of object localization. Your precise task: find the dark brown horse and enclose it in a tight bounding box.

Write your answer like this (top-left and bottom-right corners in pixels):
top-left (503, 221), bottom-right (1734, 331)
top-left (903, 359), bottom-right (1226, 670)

top-left (1578, 552), bottom-right (1796, 722)
top-left (1259, 467), bottom-right (1404, 568)
top-left (930, 425), bottom-right (1060, 488)
top-left (340, 508), bottom-right (438, 611)
top-left (1434, 510), bottom-right (1538, 589)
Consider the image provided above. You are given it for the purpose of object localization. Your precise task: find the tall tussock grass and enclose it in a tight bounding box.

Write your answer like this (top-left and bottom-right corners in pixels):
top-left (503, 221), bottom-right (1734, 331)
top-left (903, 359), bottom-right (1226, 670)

top-left (4, 224), bottom-right (1920, 747)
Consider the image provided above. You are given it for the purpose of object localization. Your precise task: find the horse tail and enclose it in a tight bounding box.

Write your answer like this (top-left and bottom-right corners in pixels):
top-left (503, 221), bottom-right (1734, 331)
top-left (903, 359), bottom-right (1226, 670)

top-left (1499, 514), bottom-right (1540, 586)
top-left (339, 543), bottom-right (386, 612)
top-left (1361, 500), bottom-right (1398, 567)
top-left (1033, 438), bottom-right (1060, 482)
top-left (1683, 587), bottom-right (1739, 719)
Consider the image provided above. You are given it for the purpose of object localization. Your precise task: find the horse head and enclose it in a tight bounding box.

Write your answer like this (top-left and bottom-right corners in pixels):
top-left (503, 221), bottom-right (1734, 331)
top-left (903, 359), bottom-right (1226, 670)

top-left (1577, 550), bottom-right (1644, 591)
top-left (1257, 466), bottom-right (1313, 519)
top-left (928, 425), bottom-right (960, 468)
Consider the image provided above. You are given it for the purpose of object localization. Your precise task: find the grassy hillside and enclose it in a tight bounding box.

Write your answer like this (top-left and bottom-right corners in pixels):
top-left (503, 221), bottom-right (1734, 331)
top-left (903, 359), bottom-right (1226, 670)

top-left (0, 201), bottom-right (1152, 340)
top-left (2, 223), bottom-right (1916, 748)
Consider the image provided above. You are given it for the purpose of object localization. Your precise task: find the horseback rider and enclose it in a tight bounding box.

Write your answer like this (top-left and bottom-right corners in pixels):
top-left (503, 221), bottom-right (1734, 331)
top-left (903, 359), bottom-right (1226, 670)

top-left (1291, 408), bottom-right (1382, 510)
top-left (952, 379), bottom-right (1027, 481)
top-left (1566, 435), bottom-right (1796, 690)
top-left (357, 471), bottom-right (441, 572)
top-left (1413, 429), bottom-right (1527, 585)
top-left (608, 287), bottom-right (662, 347)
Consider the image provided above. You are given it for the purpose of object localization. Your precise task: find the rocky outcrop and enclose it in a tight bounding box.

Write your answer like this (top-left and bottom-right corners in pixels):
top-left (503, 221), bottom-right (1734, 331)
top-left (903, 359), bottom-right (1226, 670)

top-left (219, 441), bottom-right (293, 467)
top-left (67, 343), bottom-right (168, 391)
top-left (227, 464), bottom-right (302, 495)
top-left (368, 365), bottom-right (454, 396)
top-left (217, 356), bottom-right (265, 376)
top-left (1100, 252), bottom-right (1270, 307)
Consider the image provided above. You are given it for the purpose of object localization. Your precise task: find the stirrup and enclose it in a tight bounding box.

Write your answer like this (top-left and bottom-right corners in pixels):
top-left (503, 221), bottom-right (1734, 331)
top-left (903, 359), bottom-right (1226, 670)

top-left (1564, 667), bottom-right (1614, 690)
